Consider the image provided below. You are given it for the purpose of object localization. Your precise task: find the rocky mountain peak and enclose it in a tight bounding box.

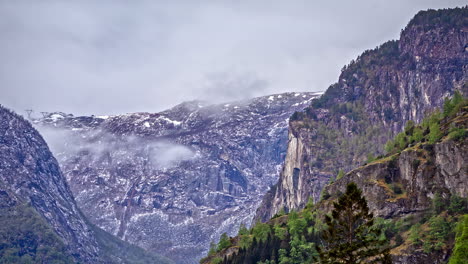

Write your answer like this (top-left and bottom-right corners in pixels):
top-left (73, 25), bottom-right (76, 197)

top-left (255, 6), bottom-right (467, 223)
top-left (399, 7), bottom-right (468, 59)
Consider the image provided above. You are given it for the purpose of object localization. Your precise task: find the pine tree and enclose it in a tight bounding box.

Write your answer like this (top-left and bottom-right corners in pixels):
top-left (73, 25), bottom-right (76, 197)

top-left (317, 182), bottom-right (392, 264)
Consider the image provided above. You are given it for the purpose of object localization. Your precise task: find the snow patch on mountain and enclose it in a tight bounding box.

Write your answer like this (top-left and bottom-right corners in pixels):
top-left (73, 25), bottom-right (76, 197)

top-left (34, 92), bottom-right (322, 263)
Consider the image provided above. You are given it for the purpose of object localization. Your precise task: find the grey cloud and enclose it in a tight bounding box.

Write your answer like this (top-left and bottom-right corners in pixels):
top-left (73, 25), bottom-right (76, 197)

top-left (1, 0), bottom-right (466, 116)
top-left (199, 71), bottom-right (268, 102)
top-left (149, 142), bottom-right (195, 169)
top-left (36, 125), bottom-right (195, 169)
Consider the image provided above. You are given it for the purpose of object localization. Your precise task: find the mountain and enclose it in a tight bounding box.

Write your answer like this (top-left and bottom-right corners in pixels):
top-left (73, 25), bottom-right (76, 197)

top-left (255, 7), bottom-right (468, 222)
top-left (0, 105), bottom-right (173, 263)
top-left (200, 87), bottom-right (467, 264)
top-left (34, 92), bottom-right (322, 263)
top-left (0, 105), bottom-right (100, 262)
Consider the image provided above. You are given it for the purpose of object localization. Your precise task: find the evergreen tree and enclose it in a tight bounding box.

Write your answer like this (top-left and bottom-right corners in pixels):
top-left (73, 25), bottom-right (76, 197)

top-left (448, 215), bottom-right (468, 264)
top-left (252, 222), bottom-right (271, 243)
top-left (432, 192), bottom-right (445, 214)
top-left (217, 233), bottom-right (232, 251)
top-left (317, 182), bottom-right (392, 264)
top-left (428, 122), bottom-right (442, 144)
top-left (448, 195), bottom-right (467, 215)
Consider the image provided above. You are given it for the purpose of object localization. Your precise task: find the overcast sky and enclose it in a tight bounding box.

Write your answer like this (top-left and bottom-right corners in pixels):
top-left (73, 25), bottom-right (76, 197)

top-left (1, 1), bottom-right (466, 116)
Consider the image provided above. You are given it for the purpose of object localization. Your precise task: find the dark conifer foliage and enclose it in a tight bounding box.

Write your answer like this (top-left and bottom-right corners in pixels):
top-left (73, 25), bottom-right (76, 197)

top-left (225, 235), bottom-right (284, 264)
top-left (317, 182), bottom-right (391, 264)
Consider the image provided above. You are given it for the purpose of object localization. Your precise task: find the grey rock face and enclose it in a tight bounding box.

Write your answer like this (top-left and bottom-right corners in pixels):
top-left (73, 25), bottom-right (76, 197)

top-left (0, 105), bottom-right (101, 263)
top-left (325, 137), bottom-right (467, 219)
top-left (255, 7), bottom-right (468, 222)
top-left (35, 92), bottom-right (321, 263)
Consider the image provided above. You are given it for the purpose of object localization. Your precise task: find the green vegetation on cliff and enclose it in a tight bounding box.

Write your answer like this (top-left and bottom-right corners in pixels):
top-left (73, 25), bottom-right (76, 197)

top-left (385, 91), bottom-right (468, 154)
top-left (0, 202), bottom-right (75, 264)
top-left (405, 192), bottom-right (467, 254)
top-left (202, 92), bottom-right (467, 264)
top-left (449, 215), bottom-right (468, 264)
top-left (0, 199), bottom-right (174, 264)
top-left (384, 90), bottom-right (466, 154)
top-left (406, 7), bottom-right (468, 30)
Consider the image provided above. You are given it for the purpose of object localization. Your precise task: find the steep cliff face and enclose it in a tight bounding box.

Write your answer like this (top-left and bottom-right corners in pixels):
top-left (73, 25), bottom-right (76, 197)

top-left (325, 131), bottom-right (467, 220)
top-left (0, 105), bottom-right (174, 264)
top-left (0, 105), bottom-right (100, 262)
top-left (202, 98), bottom-right (467, 264)
top-left (255, 7), bottom-right (468, 222)
top-left (35, 92), bottom-right (321, 263)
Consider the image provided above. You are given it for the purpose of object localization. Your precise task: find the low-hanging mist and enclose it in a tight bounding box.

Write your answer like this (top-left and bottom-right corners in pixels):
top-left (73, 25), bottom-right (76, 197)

top-left (37, 126), bottom-right (196, 170)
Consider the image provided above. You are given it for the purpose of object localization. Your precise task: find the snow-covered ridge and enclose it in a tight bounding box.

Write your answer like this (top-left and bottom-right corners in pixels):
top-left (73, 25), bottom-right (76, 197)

top-left (33, 91), bottom-right (322, 264)
top-left (34, 91), bottom-right (322, 135)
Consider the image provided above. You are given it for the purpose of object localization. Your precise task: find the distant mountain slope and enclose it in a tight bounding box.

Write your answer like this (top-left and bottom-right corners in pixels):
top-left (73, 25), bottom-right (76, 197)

top-left (0, 105), bottom-right (173, 264)
top-left (35, 92), bottom-right (321, 263)
top-left (255, 7), bottom-right (468, 222)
